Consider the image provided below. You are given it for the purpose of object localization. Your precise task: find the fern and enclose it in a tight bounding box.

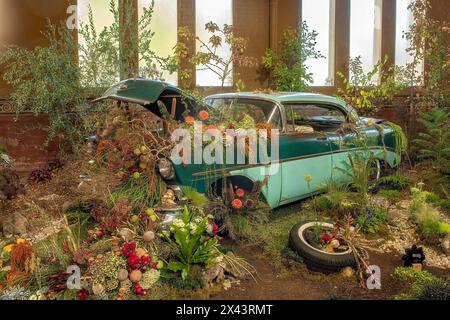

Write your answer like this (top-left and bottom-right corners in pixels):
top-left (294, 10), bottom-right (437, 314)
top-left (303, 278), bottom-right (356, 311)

top-left (414, 108), bottom-right (450, 176)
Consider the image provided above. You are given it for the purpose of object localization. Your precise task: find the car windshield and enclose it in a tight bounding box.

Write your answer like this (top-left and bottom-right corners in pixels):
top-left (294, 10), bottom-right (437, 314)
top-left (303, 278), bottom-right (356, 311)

top-left (206, 97), bottom-right (282, 130)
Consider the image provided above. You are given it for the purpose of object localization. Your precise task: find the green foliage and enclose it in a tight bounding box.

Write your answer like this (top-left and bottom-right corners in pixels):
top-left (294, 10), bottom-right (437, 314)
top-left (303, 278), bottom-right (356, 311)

top-left (162, 207), bottom-right (221, 280)
top-left (392, 267), bottom-right (437, 284)
top-left (403, 0), bottom-right (449, 108)
top-left (262, 21), bottom-right (324, 92)
top-left (373, 175), bottom-right (409, 191)
top-left (79, 0), bottom-right (177, 91)
top-left (0, 22), bottom-right (91, 150)
top-left (415, 279), bottom-right (450, 300)
top-left (386, 121), bottom-right (409, 156)
top-left (409, 185), bottom-right (450, 241)
top-left (356, 209), bottom-right (388, 235)
top-left (112, 173), bottom-right (165, 208)
top-left (161, 274), bottom-right (204, 290)
top-left (337, 55), bottom-right (407, 115)
top-left (314, 195), bottom-right (333, 212)
top-left (335, 151), bottom-right (379, 207)
top-left (180, 186), bottom-right (208, 208)
top-left (392, 267), bottom-right (450, 300)
top-left (377, 190), bottom-right (401, 204)
top-left (414, 108), bottom-right (450, 177)
top-left (178, 22), bottom-right (256, 88)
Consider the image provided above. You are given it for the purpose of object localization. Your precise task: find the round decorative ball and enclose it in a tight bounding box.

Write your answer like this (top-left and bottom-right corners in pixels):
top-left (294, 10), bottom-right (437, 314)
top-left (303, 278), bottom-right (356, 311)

top-left (143, 231), bottom-right (155, 242)
top-left (130, 270), bottom-right (143, 283)
top-left (330, 239), bottom-right (340, 248)
top-left (118, 269), bottom-right (129, 282)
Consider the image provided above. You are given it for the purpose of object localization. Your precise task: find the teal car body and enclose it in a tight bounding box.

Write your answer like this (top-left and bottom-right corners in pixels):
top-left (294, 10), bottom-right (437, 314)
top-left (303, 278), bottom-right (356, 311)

top-left (97, 79), bottom-right (402, 209)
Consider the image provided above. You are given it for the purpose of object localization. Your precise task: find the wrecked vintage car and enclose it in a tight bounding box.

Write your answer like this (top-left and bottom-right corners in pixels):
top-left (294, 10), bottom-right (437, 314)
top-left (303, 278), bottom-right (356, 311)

top-left (95, 78), bottom-right (403, 209)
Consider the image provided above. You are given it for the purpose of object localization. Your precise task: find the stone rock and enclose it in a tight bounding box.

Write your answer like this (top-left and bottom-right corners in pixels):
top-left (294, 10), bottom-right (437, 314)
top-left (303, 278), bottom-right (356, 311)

top-left (341, 267), bottom-right (354, 278)
top-left (441, 234), bottom-right (450, 256)
top-left (202, 263), bottom-right (226, 287)
top-left (0, 169), bottom-right (25, 200)
top-left (1, 212), bottom-right (27, 235)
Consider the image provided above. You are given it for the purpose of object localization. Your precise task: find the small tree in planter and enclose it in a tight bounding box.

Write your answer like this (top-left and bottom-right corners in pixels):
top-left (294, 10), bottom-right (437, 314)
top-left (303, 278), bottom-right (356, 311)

top-left (0, 23), bottom-right (89, 152)
top-left (177, 22), bottom-right (257, 89)
top-left (262, 21), bottom-right (324, 92)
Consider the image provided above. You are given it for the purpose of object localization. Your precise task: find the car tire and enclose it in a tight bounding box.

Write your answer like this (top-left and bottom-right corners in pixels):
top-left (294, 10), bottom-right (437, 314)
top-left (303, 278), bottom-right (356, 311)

top-left (289, 221), bottom-right (356, 273)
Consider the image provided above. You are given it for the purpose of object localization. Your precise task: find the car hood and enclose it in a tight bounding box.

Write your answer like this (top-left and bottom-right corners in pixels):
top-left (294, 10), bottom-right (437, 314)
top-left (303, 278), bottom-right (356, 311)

top-left (93, 78), bottom-right (198, 120)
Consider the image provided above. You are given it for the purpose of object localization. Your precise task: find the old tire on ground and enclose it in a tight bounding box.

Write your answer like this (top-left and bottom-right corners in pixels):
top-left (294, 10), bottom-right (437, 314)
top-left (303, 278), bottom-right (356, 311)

top-left (289, 221), bottom-right (356, 273)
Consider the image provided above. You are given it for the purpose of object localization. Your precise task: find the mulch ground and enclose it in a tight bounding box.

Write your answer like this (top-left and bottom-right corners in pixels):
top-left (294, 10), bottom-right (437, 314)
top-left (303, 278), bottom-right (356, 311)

top-left (211, 245), bottom-right (449, 300)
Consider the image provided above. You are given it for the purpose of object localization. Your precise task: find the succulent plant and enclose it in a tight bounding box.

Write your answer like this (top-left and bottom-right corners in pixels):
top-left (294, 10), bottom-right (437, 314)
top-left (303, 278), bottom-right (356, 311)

top-left (0, 286), bottom-right (31, 300)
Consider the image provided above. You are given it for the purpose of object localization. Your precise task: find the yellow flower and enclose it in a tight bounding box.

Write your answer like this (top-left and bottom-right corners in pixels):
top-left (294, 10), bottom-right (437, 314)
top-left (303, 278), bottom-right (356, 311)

top-left (3, 244), bottom-right (14, 253)
top-left (304, 174), bottom-right (313, 183)
top-left (16, 239), bottom-right (26, 245)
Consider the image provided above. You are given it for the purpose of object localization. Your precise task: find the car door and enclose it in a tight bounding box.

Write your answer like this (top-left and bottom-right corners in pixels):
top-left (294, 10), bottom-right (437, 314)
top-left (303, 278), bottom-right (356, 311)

top-left (279, 104), bottom-right (336, 204)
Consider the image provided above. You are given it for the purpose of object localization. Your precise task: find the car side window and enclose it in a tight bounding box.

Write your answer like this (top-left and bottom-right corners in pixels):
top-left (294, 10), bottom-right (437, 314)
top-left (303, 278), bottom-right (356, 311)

top-left (284, 104), bottom-right (347, 133)
top-left (208, 98), bottom-right (282, 131)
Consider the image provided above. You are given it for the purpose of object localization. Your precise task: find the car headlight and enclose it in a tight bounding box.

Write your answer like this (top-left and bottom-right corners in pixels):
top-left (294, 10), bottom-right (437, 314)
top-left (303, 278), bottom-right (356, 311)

top-left (158, 158), bottom-right (175, 180)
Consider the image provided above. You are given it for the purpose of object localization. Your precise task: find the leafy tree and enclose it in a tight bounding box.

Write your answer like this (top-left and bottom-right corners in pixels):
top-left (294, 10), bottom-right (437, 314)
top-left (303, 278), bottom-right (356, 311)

top-left (79, 0), bottom-right (178, 94)
top-left (262, 21), bottom-right (324, 92)
top-left (0, 22), bottom-right (90, 150)
top-left (177, 22), bottom-right (257, 88)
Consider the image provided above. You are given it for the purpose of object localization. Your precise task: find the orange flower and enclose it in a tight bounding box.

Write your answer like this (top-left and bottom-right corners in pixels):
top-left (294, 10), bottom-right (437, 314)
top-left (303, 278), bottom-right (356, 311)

top-left (184, 116), bottom-right (195, 125)
top-left (198, 110), bottom-right (209, 121)
top-left (206, 125), bottom-right (218, 131)
top-left (232, 199), bottom-right (243, 210)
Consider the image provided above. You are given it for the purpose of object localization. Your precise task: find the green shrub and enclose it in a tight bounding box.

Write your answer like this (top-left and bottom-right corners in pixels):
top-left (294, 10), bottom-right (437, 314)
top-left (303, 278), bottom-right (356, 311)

top-left (409, 186), bottom-right (450, 241)
top-left (356, 209), bottom-right (388, 234)
top-left (423, 191), bottom-right (441, 204)
top-left (415, 279), bottom-right (450, 300)
top-left (262, 21), bottom-right (324, 92)
top-left (378, 190), bottom-right (401, 204)
top-left (374, 175), bottom-right (409, 191)
top-left (314, 195), bottom-right (333, 212)
top-left (414, 108), bottom-right (450, 178)
top-left (161, 274), bottom-right (204, 291)
top-left (438, 199), bottom-right (450, 210)
top-left (392, 267), bottom-right (437, 284)
top-left (392, 267), bottom-right (450, 300)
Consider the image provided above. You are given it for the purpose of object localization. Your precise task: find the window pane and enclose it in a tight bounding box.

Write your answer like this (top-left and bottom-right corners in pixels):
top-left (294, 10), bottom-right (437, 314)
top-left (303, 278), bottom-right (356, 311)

top-left (78, 0), bottom-right (119, 86)
top-left (395, 0), bottom-right (423, 74)
top-left (196, 0), bottom-right (233, 87)
top-left (350, 0), bottom-right (382, 77)
top-left (138, 0), bottom-right (178, 85)
top-left (302, 0), bottom-right (334, 86)
top-left (78, 0), bottom-right (116, 33)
